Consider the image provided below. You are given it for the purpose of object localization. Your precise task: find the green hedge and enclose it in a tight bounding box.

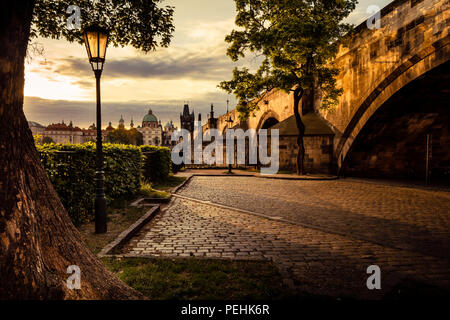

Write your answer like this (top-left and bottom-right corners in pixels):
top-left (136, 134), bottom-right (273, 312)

top-left (140, 145), bottom-right (172, 182)
top-left (37, 142), bottom-right (142, 225)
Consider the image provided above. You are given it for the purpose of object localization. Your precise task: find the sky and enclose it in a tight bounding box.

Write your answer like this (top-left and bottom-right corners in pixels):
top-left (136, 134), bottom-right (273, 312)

top-left (24, 0), bottom-right (392, 129)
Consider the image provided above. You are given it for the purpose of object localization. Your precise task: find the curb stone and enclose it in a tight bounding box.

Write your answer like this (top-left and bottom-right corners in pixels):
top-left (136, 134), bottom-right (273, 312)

top-left (98, 205), bottom-right (160, 257)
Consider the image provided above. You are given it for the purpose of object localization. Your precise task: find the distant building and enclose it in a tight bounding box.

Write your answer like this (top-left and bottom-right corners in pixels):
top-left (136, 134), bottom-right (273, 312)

top-left (82, 123), bottom-right (98, 142)
top-left (207, 104), bottom-right (218, 129)
top-left (162, 120), bottom-right (178, 148)
top-left (180, 104), bottom-right (195, 134)
top-left (28, 121), bottom-right (45, 137)
top-left (44, 120), bottom-right (84, 144)
top-left (41, 120), bottom-right (112, 144)
top-left (106, 121), bottom-right (114, 132)
top-left (118, 115), bottom-right (125, 129)
top-left (137, 109), bottom-right (163, 146)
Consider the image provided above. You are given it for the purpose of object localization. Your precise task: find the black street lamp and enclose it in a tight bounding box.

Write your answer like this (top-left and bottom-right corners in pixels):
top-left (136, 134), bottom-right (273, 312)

top-left (83, 25), bottom-right (109, 234)
top-left (225, 115), bottom-right (233, 174)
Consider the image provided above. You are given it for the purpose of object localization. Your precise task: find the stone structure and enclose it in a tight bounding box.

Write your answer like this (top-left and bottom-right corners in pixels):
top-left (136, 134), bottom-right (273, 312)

top-left (213, 0), bottom-right (449, 178)
top-left (207, 104), bottom-right (218, 130)
top-left (43, 121), bottom-right (84, 144)
top-left (118, 115), bottom-right (125, 129)
top-left (180, 103), bottom-right (195, 134)
top-left (137, 109), bottom-right (163, 146)
top-left (41, 120), bottom-right (113, 144)
top-left (269, 114), bottom-right (334, 173)
top-left (28, 121), bottom-right (45, 137)
top-left (162, 120), bottom-right (178, 148)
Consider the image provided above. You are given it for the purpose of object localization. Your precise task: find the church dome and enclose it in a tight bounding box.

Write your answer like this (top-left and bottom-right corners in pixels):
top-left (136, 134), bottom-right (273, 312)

top-left (143, 109), bottom-right (158, 123)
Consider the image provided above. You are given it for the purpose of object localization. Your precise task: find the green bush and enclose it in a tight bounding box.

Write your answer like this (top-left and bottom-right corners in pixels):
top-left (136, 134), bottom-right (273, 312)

top-left (37, 142), bottom-right (141, 225)
top-left (140, 145), bottom-right (172, 182)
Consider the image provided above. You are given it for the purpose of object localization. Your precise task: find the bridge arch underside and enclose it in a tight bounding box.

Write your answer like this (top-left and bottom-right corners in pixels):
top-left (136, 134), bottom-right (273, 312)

top-left (261, 117), bottom-right (280, 130)
top-left (342, 61), bottom-right (450, 182)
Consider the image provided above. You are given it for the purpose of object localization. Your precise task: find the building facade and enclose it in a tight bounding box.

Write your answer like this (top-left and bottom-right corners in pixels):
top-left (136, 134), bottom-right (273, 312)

top-left (28, 121), bottom-right (45, 137)
top-left (43, 121), bottom-right (85, 144)
top-left (162, 120), bottom-right (178, 148)
top-left (40, 121), bottom-right (111, 144)
top-left (137, 109), bottom-right (163, 146)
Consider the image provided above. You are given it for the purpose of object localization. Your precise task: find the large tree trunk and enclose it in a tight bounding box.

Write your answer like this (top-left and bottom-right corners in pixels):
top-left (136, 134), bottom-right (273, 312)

top-left (0, 1), bottom-right (142, 299)
top-left (293, 87), bottom-right (305, 175)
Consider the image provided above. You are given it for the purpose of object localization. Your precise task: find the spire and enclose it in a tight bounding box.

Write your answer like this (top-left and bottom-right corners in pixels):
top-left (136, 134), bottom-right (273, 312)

top-left (210, 103), bottom-right (214, 119)
top-left (130, 117), bottom-right (134, 128)
top-left (183, 104), bottom-right (189, 115)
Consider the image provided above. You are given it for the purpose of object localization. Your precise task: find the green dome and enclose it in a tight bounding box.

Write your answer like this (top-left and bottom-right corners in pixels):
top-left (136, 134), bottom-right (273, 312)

top-left (143, 109), bottom-right (158, 123)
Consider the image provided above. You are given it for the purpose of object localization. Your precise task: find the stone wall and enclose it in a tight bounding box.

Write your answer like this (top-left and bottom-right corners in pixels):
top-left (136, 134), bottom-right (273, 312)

top-left (277, 135), bottom-right (334, 173)
top-left (344, 116), bottom-right (450, 181)
top-left (213, 0), bottom-right (448, 176)
top-left (343, 60), bottom-right (450, 181)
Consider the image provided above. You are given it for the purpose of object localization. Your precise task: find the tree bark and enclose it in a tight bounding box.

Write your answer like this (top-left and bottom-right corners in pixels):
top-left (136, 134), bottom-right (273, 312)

top-left (293, 87), bottom-right (305, 175)
top-left (0, 1), bottom-right (142, 299)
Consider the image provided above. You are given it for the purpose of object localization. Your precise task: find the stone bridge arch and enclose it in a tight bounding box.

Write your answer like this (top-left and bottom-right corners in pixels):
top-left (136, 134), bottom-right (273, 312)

top-left (211, 0), bottom-right (449, 176)
top-left (336, 36), bottom-right (449, 170)
top-left (256, 110), bottom-right (281, 131)
top-left (342, 59), bottom-right (449, 179)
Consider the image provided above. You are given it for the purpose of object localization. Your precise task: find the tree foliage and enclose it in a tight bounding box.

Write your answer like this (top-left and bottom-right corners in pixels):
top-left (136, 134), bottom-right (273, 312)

top-left (219, 0), bottom-right (356, 119)
top-left (106, 127), bottom-right (144, 145)
top-left (42, 136), bottom-right (54, 144)
top-left (31, 0), bottom-right (175, 52)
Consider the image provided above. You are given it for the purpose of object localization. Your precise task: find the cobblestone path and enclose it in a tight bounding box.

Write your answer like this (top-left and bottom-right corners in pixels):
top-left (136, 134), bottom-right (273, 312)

top-left (126, 176), bottom-right (450, 298)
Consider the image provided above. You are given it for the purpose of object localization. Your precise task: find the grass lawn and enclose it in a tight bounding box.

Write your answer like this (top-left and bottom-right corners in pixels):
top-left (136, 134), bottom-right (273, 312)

top-left (78, 204), bottom-right (149, 255)
top-left (102, 257), bottom-right (297, 300)
top-left (140, 182), bottom-right (171, 199)
top-left (151, 175), bottom-right (186, 191)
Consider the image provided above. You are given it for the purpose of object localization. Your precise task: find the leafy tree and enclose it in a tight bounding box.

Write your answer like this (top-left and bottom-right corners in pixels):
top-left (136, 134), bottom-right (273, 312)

top-left (128, 128), bottom-right (144, 146)
top-left (42, 136), bottom-right (54, 144)
top-left (107, 127), bottom-right (144, 145)
top-left (33, 134), bottom-right (42, 144)
top-left (107, 127), bottom-right (129, 144)
top-left (219, 0), bottom-right (356, 174)
top-left (0, 0), bottom-right (173, 299)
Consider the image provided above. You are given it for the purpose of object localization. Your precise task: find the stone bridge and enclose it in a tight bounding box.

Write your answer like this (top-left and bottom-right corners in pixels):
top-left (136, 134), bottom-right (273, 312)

top-left (214, 0), bottom-right (449, 179)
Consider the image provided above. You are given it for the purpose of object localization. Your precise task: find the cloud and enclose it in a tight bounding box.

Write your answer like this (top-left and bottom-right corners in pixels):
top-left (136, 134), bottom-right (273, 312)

top-left (51, 44), bottom-right (234, 82)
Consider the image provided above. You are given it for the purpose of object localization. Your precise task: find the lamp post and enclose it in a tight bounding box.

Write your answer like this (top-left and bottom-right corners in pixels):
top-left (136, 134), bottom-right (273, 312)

top-left (83, 25), bottom-right (109, 234)
top-left (225, 115), bottom-right (233, 174)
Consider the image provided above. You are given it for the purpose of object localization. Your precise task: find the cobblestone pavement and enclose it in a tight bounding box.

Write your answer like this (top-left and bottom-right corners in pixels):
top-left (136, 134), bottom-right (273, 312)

top-left (177, 177), bottom-right (450, 259)
top-left (126, 177), bottom-right (450, 298)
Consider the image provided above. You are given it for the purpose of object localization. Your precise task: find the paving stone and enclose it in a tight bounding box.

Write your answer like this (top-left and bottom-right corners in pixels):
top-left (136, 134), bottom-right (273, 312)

top-left (124, 177), bottom-right (450, 298)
